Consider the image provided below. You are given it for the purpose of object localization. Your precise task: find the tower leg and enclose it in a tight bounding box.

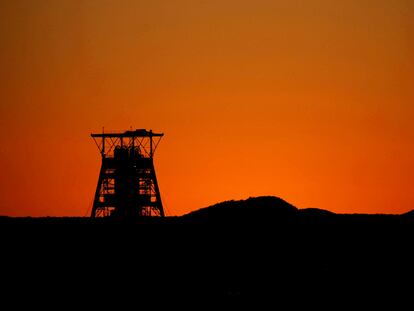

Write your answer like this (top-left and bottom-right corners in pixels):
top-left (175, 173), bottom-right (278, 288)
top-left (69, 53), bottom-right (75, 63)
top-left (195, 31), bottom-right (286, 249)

top-left (91, 164), bottom-right (105, 218)
top-left (150, 160), bottom-right (164, 217)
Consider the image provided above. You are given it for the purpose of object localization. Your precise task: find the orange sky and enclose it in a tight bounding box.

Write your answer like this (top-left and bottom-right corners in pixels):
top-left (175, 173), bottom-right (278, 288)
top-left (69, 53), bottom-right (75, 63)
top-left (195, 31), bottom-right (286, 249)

top-left (0, 0), bottom-right (413, 216)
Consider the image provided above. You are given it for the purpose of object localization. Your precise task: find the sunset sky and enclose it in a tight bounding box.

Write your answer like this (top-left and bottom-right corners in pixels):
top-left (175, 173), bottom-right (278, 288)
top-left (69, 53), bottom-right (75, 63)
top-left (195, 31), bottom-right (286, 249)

top-left (0, 0), bottom-right (413, 216)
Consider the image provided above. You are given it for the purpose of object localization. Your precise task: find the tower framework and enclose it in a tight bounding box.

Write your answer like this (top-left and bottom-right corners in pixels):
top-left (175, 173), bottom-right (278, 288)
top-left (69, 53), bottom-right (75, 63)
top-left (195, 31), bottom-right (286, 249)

top-left (91, 129), bottom-right (164, 218)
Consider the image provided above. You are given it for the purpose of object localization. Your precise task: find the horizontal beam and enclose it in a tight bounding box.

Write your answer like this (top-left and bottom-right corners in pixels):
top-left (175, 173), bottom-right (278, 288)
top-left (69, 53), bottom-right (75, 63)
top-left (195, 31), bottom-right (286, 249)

top-left (91, 129), bottom-right (164, 138)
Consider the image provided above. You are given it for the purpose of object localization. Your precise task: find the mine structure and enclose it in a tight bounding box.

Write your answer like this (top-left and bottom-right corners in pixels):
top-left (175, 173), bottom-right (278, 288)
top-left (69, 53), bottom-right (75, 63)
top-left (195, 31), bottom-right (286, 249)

top-left (91, 129), bottom-right (164, 218)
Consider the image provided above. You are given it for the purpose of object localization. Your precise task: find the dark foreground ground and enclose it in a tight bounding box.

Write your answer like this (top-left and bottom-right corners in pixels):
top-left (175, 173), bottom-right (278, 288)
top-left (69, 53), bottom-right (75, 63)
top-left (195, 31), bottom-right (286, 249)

top-left (2, 197), bottom-right (414, 307)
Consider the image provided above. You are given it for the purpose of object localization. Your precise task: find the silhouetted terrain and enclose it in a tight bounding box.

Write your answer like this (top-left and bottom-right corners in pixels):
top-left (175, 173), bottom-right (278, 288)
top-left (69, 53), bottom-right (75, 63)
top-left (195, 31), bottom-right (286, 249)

top-left (1, 196), bottom-right (414, 307)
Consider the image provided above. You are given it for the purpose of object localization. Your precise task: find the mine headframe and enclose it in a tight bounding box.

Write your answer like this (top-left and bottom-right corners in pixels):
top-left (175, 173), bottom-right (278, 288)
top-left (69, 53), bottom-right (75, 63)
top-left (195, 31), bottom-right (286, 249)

top-left (91, 129), bottom-right (164, 218)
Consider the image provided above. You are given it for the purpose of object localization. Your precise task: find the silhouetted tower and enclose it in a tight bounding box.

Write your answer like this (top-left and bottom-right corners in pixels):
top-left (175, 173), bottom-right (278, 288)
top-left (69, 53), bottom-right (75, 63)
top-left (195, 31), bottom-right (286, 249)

top-left (91, 129), bottom-right (165, 218)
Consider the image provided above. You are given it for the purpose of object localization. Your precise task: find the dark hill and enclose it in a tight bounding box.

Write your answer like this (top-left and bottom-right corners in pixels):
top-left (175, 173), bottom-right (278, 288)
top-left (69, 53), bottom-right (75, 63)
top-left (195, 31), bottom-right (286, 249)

top-left (298, 207), bottom-right (336, 216)
top-left (2, 196), bottom-right (414, 306)
top-left (183, 196), bottom-right (297, 222)
top-left (402, 209), bottom-right (414, 219)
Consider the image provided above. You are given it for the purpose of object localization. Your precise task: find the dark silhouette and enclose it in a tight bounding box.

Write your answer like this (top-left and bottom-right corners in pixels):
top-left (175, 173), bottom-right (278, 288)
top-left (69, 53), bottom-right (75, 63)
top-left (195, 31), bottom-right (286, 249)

top-left (1, 196), bottom-right (414, 307)
top-left (184, 196), bottom-right (297, 222)
top-left (90, 129), bottom-right (164, 218)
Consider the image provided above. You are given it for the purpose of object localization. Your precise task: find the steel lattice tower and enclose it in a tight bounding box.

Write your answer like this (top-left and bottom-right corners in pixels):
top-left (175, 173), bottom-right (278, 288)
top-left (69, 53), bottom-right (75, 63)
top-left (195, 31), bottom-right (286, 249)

top-left (91, 129), bottom-right (164, 218)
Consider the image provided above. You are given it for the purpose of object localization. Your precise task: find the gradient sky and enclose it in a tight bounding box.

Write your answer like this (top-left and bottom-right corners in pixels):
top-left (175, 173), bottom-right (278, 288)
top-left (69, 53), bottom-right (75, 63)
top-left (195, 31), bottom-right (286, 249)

top-left (0, 0), bottom-right (413, 216)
